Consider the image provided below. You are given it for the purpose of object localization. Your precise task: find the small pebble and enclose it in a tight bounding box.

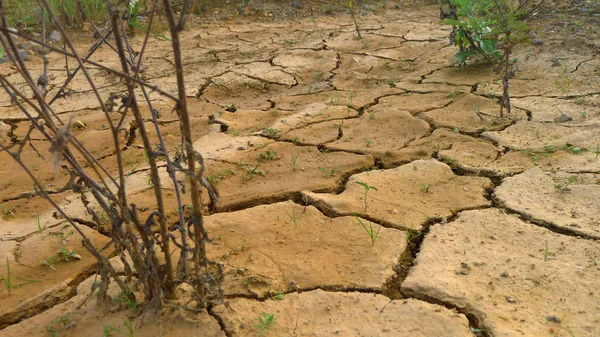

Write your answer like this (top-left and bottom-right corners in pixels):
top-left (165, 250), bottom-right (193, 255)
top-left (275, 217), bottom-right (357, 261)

top-left (554, 113), bottom-right (573, 123)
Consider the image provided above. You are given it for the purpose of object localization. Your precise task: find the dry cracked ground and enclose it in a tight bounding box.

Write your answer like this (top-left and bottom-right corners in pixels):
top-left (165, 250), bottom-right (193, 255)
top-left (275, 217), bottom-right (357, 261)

top-left (1, 2), bottom-right (600, 337)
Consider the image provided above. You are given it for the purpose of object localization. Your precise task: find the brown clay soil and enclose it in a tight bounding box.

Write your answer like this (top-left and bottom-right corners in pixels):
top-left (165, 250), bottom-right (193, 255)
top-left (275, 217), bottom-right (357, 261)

top-left (1, 0), bottom-right (600, 336)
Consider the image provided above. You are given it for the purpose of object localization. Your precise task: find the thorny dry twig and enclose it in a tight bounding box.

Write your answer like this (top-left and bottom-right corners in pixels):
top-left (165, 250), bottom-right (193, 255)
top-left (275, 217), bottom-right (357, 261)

top-left (0, 0), bottom-right (223, 314)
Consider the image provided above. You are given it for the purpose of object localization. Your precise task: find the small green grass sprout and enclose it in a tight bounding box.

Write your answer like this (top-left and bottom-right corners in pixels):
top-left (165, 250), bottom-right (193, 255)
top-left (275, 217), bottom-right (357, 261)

top-left (353, 213), bottom-right (381, 246)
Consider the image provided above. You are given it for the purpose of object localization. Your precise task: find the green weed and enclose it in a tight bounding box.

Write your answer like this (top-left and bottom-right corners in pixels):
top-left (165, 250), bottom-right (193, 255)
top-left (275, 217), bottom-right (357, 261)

top-left (554, 175), bottom-right (578, 192)
top-left (319, 166), bottom-right (340, 178)
top-left (256, 312), bottom-right (276, 336)
top-left (46, 314), bottom-right (71, 337)
top-left (420, 183), bottom-right (433, 193)
top-left (102, 324), bottom-right (118, 337)
top-left (445, 89), bottom-right (464, 101)
top-left (257, 150), bottom-right (280, 161)
top-left (355, 181), bottom-right (378, 210)
top-left (0, 257), bottom-right (12, 295)
top-left (405, 225), bottom-right (422, 245)
top-left (40, 255), bottom-right (58, 270)
top-left (353, 214), bottom-right (381, 246)
top-left (264, 127), bottom-right (279, 137)
top-left (271, 292), bottom-right (285, 300)
top-left (284, 208), bottom-right (299, 226)
top-left (543, 240), bottom-right (552, 261)
top-left (122, 317), bottom-right (134, 337)
top-left (113, 290), bottom-right (138, 310)
top-left (563, 143), bottom-right (582, 155)
top-left (237, 160), bottom-right (268, 182)
top-left (57, 246), bottom-right (82, 261)
top-left (291, 153), bottom-right (300, 170)
top-left (35, 213), bottom-right (44, 237)
top-left (207, 169), bottom-right (236, 184)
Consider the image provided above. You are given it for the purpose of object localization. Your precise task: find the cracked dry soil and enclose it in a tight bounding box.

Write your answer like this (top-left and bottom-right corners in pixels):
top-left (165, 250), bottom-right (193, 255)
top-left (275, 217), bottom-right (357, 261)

top-left (1, 1), bottom-right (600, 336)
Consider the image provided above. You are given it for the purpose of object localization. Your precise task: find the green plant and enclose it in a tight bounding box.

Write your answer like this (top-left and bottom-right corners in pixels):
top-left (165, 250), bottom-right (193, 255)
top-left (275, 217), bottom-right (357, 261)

top-left (257, 150), bottom-right (280, 161)
top-left (355, 181), bottom-right (378, 210)
top-left (35, 213), bottom-right (44, 237)
top-left (122, 317), bottom-right (134, 337)
top-left (0, 257), bottom-right (12, 295)
top-left (284, 208), bottom-right (298, 226)
top-left (543, 240), bottom-right (550, 261)
top-left (50, 228), bottom-right (75, 246)
top-left (127, 0), bottom-right (171, 41)
top-left (353, 214), bottom-right (381, 246)
top-left (443, 0), bottom-right (532, 116)
top-left (420, 183), bottom-right (433, 193)
top-left (445, 89), bottom-right (464, 101)
top-left (369, 111), bottom-right (376, 119)
top-left (406, 225), bottom-right (422, 245)
top-left (103, 324), bottom-right (118, 337)
top-left (543, 143), bottom-right (556, 153)
top-left (564, 327), bottom-right (576, 337)
top-left (594, 142), bottom-right (600, 161)
top-left (563, 143), bottom-right (582, 155)
top-left (256, 312), bottom-right (276, 336)
top-left (40, 255), bottom-right (58, 270)
top-left (264, 127), bottom-right (279, 137)
top-left (46, 314), bottom-right (71, 337)
top-left (344, 0), bottom-right (362, 39)
top-left (319, 166), bottom-right (340, 178)
top-left (472, 105), bottom-right (484, 121)
top-left (113, 289), bottom-right (138, 310)
top-left (364, 138), bottom-right (373, 147)
top-left (207, 169), bottom-right (236, 184)
top-left (441, 155), bottom-right (456, 167)
top-left (554, 175), bottom-right (578, 192)
top-left (238, 160), bottom-right (268, 181)
top-left (291, 153), bottom-right (300, 170)
top-left (272, 292), bottom-right (285, 300)
top-left (123, 149), bottom-right (137, 174)
top-left (57, 246), bottom-right (82, 261)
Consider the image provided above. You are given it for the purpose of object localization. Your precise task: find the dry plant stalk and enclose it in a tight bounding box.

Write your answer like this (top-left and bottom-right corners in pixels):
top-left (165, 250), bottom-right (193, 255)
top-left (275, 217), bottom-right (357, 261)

top-left (0, 0), bottom-right (222, 313)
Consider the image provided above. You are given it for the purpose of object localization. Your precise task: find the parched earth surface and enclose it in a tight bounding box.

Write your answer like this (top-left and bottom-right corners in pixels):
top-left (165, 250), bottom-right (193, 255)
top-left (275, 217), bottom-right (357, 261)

top-left (1, 1), bottom-right (600, 337)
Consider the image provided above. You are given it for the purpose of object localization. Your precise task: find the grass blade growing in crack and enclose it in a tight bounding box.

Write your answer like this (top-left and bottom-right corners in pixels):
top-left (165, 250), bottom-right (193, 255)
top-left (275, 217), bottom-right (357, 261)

top-left (353, 213), bottom-right (381, 246)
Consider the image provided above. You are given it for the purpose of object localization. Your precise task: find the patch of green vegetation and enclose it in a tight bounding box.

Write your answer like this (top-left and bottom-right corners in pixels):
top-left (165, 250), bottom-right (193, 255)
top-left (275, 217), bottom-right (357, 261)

top-left (257, 149), bottom-right (280, 161)
top-left (319, 166), bottom-right (340, 178)
top-left (256, 312), bottom-right (276, 336)
top-left (207, 169), bottom-right (236, 184)
top-left (554, 175), bottom-right (578, 192)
